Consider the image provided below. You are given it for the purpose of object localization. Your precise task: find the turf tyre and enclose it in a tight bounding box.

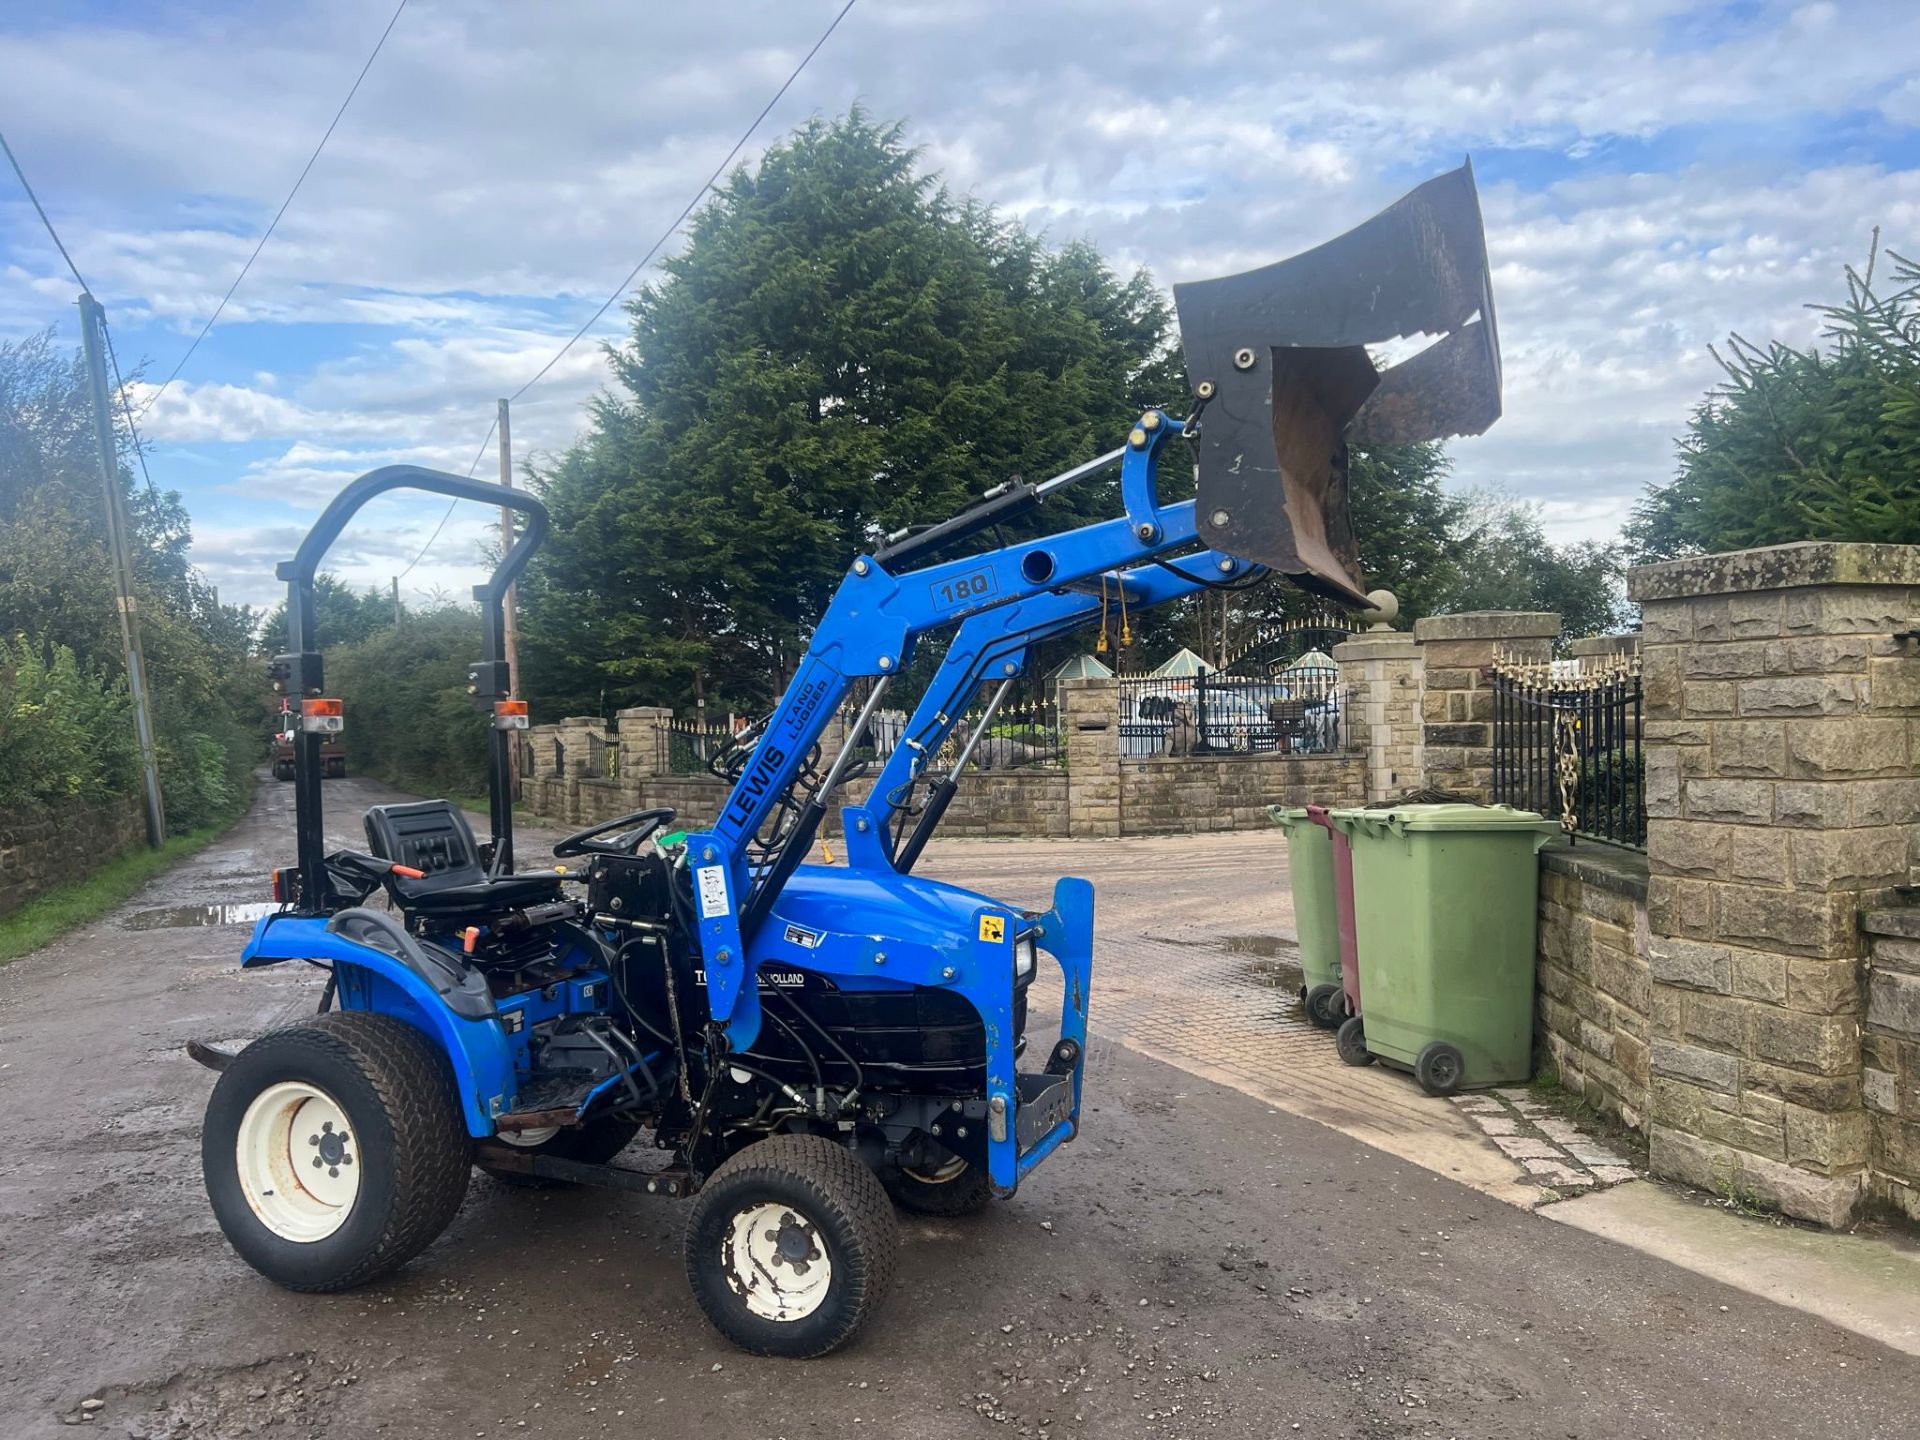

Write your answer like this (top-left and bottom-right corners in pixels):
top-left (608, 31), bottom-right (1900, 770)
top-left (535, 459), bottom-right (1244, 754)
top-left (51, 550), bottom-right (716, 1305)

top-left (202, 1012), bottom-right (470, 1292)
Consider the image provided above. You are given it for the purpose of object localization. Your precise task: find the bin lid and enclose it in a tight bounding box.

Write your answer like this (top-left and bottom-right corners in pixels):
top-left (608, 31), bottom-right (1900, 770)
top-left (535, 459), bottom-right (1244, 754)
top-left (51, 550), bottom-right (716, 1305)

top-left (1266, 805), bottom-right (1311, 829)
top-left (1359, 802), bottom-right (1555, 833)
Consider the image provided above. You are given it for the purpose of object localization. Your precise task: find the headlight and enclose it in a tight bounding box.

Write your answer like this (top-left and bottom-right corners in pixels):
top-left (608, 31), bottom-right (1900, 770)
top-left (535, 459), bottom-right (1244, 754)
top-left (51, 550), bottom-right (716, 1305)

top-left (1014, 934), bottom-right (1037, 981)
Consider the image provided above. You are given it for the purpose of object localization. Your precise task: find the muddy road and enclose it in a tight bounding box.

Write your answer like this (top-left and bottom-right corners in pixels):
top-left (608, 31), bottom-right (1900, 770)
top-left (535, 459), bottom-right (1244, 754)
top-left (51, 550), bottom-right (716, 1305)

top-left (2, 776), bottom-right (1917, 1438)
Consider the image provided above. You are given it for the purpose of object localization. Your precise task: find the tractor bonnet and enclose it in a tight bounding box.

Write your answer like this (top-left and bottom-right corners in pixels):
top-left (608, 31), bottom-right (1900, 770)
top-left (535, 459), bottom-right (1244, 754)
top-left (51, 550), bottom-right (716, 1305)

top-left (1173, 162), bottom-right (1502, 607)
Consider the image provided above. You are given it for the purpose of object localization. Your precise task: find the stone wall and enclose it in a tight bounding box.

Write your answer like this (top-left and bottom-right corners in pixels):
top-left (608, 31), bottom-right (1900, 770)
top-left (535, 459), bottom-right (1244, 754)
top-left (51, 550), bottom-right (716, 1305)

top-left (0, 794), bottom-right (148, 918)
top-left (527, 769), bottom-right (1072, 844)
top-left (1630, 541), bottom-right (1920, 1227)
top-left (1537, 843), bottom-right (1651, 1129)
top-left (519, 674), bottom-right (1355, 841)
top-left (1861, 908), bottom-right (1920, 1222)
top-left (1119, 753), bottom-right (1365, 834)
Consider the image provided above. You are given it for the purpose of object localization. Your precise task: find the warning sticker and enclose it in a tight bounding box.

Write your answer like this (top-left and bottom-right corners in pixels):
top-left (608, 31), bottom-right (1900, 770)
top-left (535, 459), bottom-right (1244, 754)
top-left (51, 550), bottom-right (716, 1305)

top-left (696, 866), bottom-right (731, 920)
top-left (978, 914), bottom-right (1006, 944)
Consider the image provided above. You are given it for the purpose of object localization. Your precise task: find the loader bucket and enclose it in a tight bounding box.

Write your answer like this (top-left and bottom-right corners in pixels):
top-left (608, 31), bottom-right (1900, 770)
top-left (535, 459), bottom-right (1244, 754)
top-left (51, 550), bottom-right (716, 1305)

top-left (1173, 162), bottom-right (1502, 607)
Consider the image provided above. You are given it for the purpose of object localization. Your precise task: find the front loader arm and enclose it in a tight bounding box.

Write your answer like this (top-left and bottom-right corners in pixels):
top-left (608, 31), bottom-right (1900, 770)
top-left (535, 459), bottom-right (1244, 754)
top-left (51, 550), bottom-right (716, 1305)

top-left (687, 160), bottom-right (1506, 1049)
top-left (688, 418), bottom-right (1203, 1049)
top-left (868, 550), bottom-right (1258, 871)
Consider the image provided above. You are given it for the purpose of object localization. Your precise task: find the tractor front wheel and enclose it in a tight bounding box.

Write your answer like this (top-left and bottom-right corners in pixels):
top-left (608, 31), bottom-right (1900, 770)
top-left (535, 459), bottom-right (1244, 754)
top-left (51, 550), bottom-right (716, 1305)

top-left (684, 1134), bottom-right (897, 1358)
top-left (201, 1012), bottom-right (470, 1291)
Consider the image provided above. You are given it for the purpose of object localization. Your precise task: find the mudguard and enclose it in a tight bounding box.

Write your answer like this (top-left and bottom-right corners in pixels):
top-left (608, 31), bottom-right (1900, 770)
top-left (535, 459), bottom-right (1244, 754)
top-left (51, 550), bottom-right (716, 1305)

top-left (1174, 162), bottom-right (1502, 606)
top-left (240, 913), bottom-right (516, 1136)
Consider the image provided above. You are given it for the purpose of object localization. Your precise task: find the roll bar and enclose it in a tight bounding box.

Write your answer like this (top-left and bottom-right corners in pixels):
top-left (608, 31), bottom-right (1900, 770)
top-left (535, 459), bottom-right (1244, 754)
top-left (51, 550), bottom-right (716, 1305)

top-left (274, 466), bottom-right (550, 913)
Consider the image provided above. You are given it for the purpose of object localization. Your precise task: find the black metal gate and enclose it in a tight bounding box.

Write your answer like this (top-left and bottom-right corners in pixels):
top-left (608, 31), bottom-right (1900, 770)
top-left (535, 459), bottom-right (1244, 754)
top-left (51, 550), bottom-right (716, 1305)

top-left (1491, 652), bottom-right (1644, 847)
top-left (1118, 611), bottom-right (1352, 757)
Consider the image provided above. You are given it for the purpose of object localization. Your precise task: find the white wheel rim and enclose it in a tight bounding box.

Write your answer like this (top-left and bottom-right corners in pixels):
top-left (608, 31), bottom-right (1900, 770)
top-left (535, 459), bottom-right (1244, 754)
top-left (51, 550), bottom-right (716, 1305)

top-left (235, 1081), bottom-right (361, 1242)
top-left (495, 1125), bottom-right (560, 1148)
top-left (723, 1202), bottom-right (833, 1322)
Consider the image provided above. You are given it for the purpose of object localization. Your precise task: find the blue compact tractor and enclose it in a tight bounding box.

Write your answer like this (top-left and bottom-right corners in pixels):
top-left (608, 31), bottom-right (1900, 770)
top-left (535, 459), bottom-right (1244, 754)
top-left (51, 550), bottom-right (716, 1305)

top-left (194, 167), bottom-right (1501, 1356)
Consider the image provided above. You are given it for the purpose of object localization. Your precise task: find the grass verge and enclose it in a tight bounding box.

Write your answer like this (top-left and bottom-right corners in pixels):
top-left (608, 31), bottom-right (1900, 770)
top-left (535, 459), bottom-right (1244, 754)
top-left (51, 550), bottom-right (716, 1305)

top-left (0, 803), bottom-right (250, 965)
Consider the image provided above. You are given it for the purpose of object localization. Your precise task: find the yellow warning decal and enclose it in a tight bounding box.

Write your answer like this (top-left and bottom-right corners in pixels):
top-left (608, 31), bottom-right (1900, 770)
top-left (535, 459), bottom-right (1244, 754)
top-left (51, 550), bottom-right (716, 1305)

top-left (978, 914), bottom-right (1006, 944)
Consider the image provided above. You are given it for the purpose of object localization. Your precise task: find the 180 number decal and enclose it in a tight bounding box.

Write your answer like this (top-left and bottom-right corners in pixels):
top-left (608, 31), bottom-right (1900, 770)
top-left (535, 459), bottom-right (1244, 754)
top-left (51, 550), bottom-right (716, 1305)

top-left (931, 567), bottom-right (998, 608)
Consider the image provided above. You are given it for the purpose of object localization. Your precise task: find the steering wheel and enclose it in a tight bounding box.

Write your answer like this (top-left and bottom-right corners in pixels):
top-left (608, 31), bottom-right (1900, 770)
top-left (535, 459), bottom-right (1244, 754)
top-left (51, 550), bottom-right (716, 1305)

top-left (552, 807), bottom-right (678, 859)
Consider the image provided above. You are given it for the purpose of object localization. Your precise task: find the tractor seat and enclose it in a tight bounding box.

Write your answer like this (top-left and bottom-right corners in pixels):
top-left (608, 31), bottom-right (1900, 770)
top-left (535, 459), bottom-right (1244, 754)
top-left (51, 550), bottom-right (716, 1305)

top-left (363, 800), bottom-right (562, 919)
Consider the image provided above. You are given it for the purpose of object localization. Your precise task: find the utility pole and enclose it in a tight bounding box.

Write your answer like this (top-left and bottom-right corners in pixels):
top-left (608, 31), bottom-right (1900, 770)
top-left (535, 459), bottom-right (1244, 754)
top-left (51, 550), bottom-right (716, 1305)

top-left (498, 397), bottom-right (522, 799)
top-left (77, 293), bottom-right (166, 846)
top-left (391, 575), bottom-right (402, 629)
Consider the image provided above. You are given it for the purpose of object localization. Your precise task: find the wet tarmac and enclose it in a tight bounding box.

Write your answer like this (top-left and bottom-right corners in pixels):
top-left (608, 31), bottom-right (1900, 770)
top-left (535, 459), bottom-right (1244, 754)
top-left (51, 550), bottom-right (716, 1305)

top-left (3, 775), bottom-right (1918, 1438)
top-left (118, 902), bottom-right (279, 931)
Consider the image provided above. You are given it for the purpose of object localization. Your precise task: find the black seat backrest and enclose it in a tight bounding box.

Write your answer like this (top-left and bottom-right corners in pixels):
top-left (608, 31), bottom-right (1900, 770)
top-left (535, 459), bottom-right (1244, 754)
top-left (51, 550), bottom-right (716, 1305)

top-left (364, 801), bottom-right (486, 897)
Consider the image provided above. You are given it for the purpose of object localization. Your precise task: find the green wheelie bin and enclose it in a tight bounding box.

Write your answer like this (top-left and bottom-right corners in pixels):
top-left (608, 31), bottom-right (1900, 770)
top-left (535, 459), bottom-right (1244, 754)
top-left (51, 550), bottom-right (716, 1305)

top-left (1267, 806), bottom-right (1343, 1028)
top-left (1329, 804), bottom-right (1558, 1095)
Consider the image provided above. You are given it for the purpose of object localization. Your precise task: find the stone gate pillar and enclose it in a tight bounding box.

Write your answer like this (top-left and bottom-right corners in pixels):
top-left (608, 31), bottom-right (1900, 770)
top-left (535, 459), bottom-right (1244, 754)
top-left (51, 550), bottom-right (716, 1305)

top-left (1412, 611), bottom-right (1559, 801)
top-left (614, 705), bottom-right (674, 783)
top-left (1630, 542), bottom-right (1920, 1226)
top-left (1062, 677), bottom-right (1120, 839)
top-left (1334, 627), bottom-right (1424, 803)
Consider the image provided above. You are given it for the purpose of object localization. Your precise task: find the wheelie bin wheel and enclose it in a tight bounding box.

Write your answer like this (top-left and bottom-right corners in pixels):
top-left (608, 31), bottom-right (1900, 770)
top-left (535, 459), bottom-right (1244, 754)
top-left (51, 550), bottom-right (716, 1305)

top-left (1304, 983), bottom-right (1342, 1030)
top-left (201, 1012), bottom-right (471, 1292)
top-left (479, 1115), bottom-right (643, 1188)
top-left (685, 1133), bottom-right (898, 1357)
top-left (881, 1138), bottom-right (992, 1217)
top-left (1335, 1014), bottom-right (1374, 1067)
top-left (1414, 1041), bottom-right (1466, 1097)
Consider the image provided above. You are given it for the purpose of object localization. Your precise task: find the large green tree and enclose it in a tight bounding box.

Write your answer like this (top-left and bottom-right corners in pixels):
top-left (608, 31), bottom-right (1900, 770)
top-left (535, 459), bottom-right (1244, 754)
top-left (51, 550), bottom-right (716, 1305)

top-left (0, 329), bottom-right (259, 830)
top-left (1629, 247), bottom-right (1920, 560)
top-left (523, 111), bottom-right (1182, 716)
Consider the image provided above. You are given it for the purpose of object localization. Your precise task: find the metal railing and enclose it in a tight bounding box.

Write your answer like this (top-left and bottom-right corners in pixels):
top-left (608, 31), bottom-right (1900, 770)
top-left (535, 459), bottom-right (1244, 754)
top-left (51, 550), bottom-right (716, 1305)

top-left (1116, 664), bottom-right (1343, 758)
top-left (844, 678), bottom-right (1067, 772)
top-left (583, 731), bottom-right (617, 780)
top-left (657, 715), bottom-right (734, 775)
top-left (1491, 651), bottom-right (1644, 848)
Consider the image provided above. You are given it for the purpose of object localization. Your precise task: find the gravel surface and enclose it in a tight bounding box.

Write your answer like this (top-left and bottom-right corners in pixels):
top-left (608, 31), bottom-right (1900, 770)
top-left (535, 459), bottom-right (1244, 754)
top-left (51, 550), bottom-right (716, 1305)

top-left (3, 775), bottom-right (1917, 1438)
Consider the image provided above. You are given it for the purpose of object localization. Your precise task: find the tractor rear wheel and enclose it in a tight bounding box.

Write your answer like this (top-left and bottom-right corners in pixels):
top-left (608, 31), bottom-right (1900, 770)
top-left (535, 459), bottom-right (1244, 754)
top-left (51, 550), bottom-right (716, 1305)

top-left (684, 1133), bottom-right (897, 1358)
top-left (202, 1012), bottom-right (470, 1292)
top-left (882, 1137), bottom-right (993, 1217)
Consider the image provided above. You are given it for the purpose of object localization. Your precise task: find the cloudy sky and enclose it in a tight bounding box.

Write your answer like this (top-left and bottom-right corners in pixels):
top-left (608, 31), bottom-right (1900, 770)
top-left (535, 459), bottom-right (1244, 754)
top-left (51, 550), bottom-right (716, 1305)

top-left (5, 0), bottom-right (1919, 609)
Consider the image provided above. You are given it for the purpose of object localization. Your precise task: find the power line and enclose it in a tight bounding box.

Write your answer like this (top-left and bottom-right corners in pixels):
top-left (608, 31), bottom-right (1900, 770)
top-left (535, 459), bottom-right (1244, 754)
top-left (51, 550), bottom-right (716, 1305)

top-left (1, 129), bottom-right (162, 511)
top-left (100, 316), bottom-right (163, 507)
top-left (136, 0), bottom-right (410, 422)
top-left (0, 125), bottom-right (91, 290)
top-left (395, 0), bottom-right (859, 581)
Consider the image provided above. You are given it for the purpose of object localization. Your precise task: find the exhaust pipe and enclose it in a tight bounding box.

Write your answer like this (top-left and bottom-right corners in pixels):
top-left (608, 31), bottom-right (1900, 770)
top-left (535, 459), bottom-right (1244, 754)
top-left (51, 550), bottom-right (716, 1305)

top-left (1173, 162), bottom-right (1502, 607)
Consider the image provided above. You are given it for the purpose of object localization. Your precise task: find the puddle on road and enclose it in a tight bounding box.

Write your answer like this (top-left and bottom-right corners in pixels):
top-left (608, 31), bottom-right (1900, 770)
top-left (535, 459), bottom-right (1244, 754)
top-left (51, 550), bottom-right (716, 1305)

top-left (120, 902), bottom-right (277, 931)
top-left (1221, 934), bottom-right (1305, 1000)
top-left (1234, 957), bottom-right (1304, 990)
top-left (1219, 933), bottom-right (1291, 959)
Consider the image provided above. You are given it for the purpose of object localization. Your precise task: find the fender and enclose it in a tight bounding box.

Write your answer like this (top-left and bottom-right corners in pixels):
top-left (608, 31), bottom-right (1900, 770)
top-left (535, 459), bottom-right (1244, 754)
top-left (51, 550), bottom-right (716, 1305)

top-left (241, 913), bottom-right (516, 1136)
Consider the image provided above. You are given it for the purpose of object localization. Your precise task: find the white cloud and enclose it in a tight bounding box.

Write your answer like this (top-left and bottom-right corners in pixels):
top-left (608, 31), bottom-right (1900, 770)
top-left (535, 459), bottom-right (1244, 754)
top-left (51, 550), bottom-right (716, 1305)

top-left (6, 0), bottom-right (1920, 581)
